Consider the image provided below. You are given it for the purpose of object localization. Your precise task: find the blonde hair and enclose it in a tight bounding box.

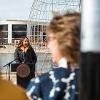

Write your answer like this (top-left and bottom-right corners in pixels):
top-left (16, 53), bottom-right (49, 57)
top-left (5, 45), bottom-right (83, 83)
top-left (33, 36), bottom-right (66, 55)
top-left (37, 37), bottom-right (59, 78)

top-left (46, 12), bottom-right (80, 66)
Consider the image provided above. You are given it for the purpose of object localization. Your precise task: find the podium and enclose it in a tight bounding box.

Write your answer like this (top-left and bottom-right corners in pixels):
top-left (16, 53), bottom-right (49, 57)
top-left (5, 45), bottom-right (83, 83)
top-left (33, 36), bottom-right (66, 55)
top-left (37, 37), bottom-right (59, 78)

top-left (11, 63), bottom-right (35, 72)
top-left (11, 63), bottom-right (35, 89)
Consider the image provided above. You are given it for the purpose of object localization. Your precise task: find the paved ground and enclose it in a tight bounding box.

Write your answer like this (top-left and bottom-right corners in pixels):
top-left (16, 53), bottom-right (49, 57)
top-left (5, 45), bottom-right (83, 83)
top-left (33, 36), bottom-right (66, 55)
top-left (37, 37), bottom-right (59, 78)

top-left (0, 45), bottom-right (49, 53)
top-left (1, 72), bottom-right (17, 84)
top-left (1, 70), bottom-right (47, 85)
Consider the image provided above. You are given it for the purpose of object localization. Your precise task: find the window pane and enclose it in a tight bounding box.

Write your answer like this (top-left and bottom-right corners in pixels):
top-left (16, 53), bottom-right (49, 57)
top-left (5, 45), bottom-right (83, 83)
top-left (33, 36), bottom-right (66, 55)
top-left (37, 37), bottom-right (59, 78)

top-left (0, 32), bottom-right (8, 38)
top-left (12, 32), bottom-right (26, 38)
top-left (0, 25), bottom-right (8, 31)
top-left (12, 24), bottom-right (27, 31)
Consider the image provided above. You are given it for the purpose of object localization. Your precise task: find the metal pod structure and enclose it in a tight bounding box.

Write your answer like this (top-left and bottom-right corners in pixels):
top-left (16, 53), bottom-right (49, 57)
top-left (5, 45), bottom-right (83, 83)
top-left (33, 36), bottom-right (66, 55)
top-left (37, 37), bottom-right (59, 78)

top-left (28, 0), bottom-right (81, 46)
top-left (28, 0), bottom-right (81, 74)
top-left (80, 0), bottom-right (100, 100)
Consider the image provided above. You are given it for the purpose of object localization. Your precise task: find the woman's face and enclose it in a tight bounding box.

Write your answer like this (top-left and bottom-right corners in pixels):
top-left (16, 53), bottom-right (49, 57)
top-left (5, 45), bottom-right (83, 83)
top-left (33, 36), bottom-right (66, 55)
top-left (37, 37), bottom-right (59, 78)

top-left (47, 34), bottom-right (62, 64)
top-left (23, 38), bottom-right (29, 47)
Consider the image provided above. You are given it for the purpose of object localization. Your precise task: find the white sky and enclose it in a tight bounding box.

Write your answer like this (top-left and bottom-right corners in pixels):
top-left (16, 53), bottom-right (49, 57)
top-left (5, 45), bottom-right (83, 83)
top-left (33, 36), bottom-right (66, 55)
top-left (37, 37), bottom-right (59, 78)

top-left (0, 0), bottom-right (33, 20)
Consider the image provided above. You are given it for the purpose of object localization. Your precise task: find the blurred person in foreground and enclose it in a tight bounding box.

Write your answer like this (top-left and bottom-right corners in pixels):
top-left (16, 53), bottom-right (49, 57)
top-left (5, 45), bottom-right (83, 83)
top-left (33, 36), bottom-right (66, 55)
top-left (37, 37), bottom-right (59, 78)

top-left (27, 12), bottom-right (80, 100)
top-left (0, 70), bottom-right (29, 100)
top-left (14, 36), bottom-right (37, 89)
top-left (0, 30), bottom-right (29, 100)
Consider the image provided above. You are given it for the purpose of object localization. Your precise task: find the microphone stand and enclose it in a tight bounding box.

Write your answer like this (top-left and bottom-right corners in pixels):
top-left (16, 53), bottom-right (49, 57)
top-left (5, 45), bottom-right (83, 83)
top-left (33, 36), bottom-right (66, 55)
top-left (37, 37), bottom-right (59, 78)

top-left (3, 59), bottom-right (16, 80)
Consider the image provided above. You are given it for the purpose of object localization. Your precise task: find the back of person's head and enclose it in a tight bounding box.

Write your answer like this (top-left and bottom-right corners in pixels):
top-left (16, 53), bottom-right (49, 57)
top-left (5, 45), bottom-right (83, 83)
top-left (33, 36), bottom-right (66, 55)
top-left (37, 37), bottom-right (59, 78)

top-left (46, 12), bottom-right (80, 67)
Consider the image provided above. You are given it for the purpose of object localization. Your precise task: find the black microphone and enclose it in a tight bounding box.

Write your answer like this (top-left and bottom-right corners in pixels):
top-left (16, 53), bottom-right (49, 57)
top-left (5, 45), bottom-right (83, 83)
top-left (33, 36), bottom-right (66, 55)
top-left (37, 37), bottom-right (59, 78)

top-left (3, 59), bottom-right (17, 67)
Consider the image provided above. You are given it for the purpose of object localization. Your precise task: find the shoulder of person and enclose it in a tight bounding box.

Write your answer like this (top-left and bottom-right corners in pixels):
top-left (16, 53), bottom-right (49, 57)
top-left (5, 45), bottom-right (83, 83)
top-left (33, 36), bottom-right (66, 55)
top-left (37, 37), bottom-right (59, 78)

top-left (28, 46), bottom-right (33, 50)
top-left (30, 72), bottom-right (49, 83)
top-left (31, 68), bottom-right (67, 84)
top-left (0, 79), bottom-right (29, 100)
top-left (15, 47), bottom-right (20, 51)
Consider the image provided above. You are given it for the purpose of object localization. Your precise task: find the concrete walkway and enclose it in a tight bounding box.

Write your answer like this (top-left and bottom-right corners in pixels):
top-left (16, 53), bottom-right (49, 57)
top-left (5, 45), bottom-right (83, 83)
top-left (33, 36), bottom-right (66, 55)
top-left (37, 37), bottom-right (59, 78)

top-left (0, 45), bottom-right (49, 53)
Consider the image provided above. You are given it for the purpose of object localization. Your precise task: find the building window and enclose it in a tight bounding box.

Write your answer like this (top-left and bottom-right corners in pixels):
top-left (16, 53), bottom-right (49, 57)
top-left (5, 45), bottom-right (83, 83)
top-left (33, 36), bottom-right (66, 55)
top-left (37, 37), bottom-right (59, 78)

top-left (12, 24), bottom-right (27, 38)
top-left (0, 25), bottom-right (8, 31)
top-left (12, 24), bottom-right (27, 31)
top-left (12, 32), bottom-right (27, 38)
top-left (0, 25), bottom-right (8, 44)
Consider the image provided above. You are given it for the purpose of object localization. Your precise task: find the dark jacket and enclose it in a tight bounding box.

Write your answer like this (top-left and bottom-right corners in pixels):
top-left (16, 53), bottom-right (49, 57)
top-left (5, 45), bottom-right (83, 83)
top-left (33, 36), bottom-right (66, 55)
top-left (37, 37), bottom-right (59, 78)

top-left (14, 46), bottom-right (37, 89)
top-left (14, 46), bottom-right (37, 64)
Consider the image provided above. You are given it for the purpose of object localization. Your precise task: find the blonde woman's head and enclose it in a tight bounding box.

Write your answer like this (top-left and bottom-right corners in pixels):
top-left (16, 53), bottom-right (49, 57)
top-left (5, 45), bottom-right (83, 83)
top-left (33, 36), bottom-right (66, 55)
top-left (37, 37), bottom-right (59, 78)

top-left (46, 12), bottom-right (80, 67)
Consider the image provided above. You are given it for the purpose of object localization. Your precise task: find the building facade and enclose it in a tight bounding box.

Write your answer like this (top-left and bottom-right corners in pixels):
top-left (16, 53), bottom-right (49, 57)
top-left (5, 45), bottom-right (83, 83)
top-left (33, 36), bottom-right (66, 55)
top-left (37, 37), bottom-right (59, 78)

top-left (0, 20), bottom-right (47, 45)
top-left (0, 20), bottom-right (31, 44)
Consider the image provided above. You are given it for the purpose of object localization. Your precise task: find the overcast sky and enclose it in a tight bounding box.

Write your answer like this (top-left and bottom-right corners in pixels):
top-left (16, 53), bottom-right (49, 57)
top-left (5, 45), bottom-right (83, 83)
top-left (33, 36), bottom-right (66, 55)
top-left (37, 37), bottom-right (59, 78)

top-left (0, 0), bottom-right (33, 20)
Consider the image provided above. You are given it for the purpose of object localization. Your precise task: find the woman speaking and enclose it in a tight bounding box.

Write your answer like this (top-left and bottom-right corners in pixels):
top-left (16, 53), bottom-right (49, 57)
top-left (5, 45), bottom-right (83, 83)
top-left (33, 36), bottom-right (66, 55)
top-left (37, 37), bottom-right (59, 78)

top-left (14, 36), bottom-right (37, 89)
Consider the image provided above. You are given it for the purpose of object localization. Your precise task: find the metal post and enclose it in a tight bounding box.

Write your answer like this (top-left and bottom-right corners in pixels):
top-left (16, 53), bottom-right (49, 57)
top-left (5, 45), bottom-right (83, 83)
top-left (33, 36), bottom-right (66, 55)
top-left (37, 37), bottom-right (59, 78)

top-left (80, 0), bottom-right (100, 100)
